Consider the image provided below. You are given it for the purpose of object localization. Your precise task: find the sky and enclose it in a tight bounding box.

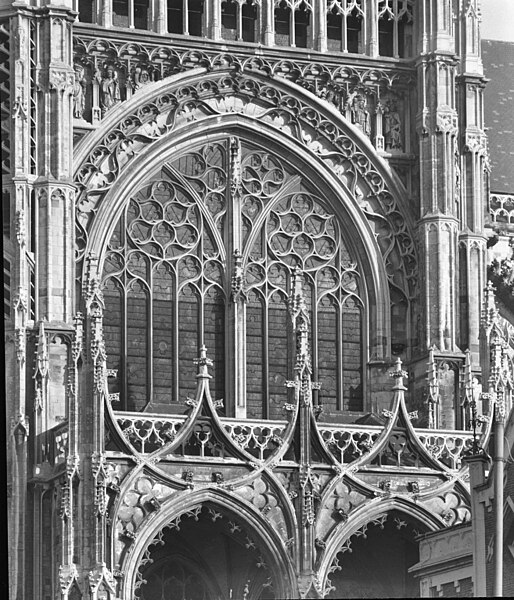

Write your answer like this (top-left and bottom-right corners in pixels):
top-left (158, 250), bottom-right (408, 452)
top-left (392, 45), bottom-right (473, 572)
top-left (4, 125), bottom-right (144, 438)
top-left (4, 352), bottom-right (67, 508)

top-left (481, 0), bottom-right (514, 41)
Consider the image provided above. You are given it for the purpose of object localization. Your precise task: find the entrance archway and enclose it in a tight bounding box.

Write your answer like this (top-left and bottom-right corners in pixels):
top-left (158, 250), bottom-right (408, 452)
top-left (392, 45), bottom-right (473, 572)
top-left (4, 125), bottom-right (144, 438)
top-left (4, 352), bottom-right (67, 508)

top-left (325, 511), bottom-right (427, 598)
top-left (134, 503), bottom-right (283, 600)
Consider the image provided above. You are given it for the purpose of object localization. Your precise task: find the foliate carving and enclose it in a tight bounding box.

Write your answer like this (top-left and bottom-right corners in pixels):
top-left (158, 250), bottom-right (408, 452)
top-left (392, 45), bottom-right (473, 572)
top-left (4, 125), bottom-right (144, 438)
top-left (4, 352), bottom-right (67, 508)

top-left (33, 321), bottom-right (49, 412)
top-left (229, 136), bottom-right (243, 197)
top-left (59, 564), bottom-right (79, 594)
top-left (231, 249), bottom-right (245, 302)
top-left (464, 131), bottom-right (488, 156)
top-left (11, 94), bottom-right (27, 121)
top-left (12, 287), bottom-right (27, 316)
top-left (15, 209), bottom-right (26, 247)
top-left (88, 566), bottom-right (116, 595)
top-left (92, 452), bottom-right (119, 517)
top-left (436, 111), bottom-right (458, 135)
top-left (15, 327), bottom-right (25, 364)
top-left (48, 68), bottom-right (75, 93)
top-left (420, 491), bottom-right (471, 526)
top-left (71, 312), bottom-right (84, 363)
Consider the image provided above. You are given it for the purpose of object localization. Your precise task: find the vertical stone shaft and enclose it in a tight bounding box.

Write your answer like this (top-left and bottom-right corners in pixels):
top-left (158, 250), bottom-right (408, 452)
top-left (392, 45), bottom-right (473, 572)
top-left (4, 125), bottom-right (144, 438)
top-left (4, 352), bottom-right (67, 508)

top-left (416, 1), bottom-right (460, 352)
top-left (456, 0), bottom-right (488, 364)
top-left (5, 9), bottom-right (32, 600)
top-left (227, 137), bottom-right (247, 418)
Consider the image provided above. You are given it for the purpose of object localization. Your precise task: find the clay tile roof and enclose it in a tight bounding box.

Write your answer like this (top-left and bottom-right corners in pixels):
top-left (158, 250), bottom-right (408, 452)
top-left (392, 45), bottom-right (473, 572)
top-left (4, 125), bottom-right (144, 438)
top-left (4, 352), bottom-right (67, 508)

top-left (482, 39), bottom-right (514, 194)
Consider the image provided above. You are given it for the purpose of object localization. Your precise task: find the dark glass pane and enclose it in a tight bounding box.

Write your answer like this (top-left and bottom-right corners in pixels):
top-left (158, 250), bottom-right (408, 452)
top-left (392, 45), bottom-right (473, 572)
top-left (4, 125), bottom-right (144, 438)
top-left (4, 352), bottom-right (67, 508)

top-left (242, 2), bottom-right (257, 42)
top-left (189, 0), bottom-right (204, 37)
top-left (168, 0), bottom-right (183, 34)
top-left (275, 7), bottom-right (290, 46)
top-left (379, 18), bottom-right (394, 57)
top-left (78, 0), bottom-right (94, 23)
top-left (347, 14), bottom-right (361, 53)
top-left (113, 0), bottom-right (129, 27)
top-left (134, 0), bottom-right (150, 29)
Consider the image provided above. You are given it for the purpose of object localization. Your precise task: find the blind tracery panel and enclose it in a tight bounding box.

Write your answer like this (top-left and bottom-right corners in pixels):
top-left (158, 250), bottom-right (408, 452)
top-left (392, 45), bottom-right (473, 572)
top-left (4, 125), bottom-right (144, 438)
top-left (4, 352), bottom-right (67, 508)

top-left (101, 137), bottom-right (364, 416)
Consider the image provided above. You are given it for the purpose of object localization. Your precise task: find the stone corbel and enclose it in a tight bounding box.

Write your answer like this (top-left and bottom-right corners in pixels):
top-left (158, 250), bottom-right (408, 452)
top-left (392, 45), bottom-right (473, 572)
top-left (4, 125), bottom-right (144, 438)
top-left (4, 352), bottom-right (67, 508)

top-left (464, 131), bottom-right (488, 156)
top-left (435, 110), bottom-right (458, 135)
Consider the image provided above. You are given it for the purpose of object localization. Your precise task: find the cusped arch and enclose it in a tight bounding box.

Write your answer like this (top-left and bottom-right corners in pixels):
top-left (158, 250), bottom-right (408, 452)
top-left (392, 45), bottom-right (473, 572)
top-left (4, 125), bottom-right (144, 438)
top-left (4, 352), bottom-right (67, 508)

top-left (119, 487), bottom-right (298, 600)
top-left (317, 496), bottom-right (443, 591)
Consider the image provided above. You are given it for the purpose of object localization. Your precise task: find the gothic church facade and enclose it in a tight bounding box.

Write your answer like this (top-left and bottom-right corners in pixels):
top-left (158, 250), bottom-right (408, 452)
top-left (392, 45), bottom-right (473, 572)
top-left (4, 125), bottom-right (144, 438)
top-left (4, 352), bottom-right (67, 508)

top-left (2, 1), bottom-right (504, 598)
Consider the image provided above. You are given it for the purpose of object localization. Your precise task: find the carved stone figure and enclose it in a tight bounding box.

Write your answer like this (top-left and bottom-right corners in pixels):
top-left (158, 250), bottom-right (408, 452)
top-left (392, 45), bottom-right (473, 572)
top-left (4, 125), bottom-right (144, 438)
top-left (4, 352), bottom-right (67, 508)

top-left (72, 64), bottom-right (86, 120)
top-left (351, 94), bottom-right (371, 137)
top-left (384, 100), bottom-right (402, 151)
top-left (131, 65), bottom-right (153, 91)
top-left (96, 65), bottom-right (121, 116)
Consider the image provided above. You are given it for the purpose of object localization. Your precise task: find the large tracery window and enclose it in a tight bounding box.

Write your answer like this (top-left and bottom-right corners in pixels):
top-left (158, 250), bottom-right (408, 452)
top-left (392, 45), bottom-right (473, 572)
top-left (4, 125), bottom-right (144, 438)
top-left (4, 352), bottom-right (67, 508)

top-left (101, 137), bottom-right (365, 418)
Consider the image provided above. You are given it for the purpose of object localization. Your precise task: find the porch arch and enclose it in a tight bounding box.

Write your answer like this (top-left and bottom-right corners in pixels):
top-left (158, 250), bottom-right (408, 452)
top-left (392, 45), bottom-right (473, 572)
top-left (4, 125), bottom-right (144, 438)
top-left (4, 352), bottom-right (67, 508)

top-left (119, 487), bottom-right (298, 599)
top-left (318, 497), bottom-right (443, 594)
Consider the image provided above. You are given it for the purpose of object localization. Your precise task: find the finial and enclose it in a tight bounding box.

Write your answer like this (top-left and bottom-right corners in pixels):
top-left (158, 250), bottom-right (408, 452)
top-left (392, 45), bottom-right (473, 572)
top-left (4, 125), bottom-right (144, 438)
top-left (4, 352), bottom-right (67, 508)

top-left (194, 345), bottom-right (213, 379)
top-left (389, 357), bottom-right (408, 390)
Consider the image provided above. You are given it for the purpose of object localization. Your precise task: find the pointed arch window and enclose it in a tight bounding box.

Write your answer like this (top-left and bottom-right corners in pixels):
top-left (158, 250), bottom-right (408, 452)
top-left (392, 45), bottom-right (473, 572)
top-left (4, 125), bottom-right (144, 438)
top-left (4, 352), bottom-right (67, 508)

top-left (378, 0), bottom-right (414, 58)
top-left (221, 0), bottom-right (259, 42)
top-left (101, 137), bottom-right (365, 417)
top-left (167, 0), bottom-right (205, 35)
top-left (274, 0), bottom-right (312, 48)
top-left (112, 0), bottom-right (150, 29)
top-left (327, 0), bottom-right (364, 53)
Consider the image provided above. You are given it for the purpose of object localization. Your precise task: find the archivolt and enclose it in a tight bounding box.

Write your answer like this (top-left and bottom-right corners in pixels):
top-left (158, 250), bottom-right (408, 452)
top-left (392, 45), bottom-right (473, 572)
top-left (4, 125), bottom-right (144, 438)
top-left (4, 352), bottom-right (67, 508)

top-left (74, 67), bottom-right (418, 310)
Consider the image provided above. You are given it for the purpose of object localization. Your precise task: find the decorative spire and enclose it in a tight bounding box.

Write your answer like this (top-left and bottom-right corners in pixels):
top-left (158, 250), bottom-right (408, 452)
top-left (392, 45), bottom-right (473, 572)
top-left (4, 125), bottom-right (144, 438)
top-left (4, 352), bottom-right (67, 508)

top-left (33, 320), bottom-right (49, 381)
top-left (481, 281), bottom-right (500, 342)
top-left (289, 268), bottom-right (312, 380)
top-left (288, 267), bottom-right (309, 332)
top-left (389, 357), bottom-right (408, 391)
top-left (426, 347), bottom-right (439, 429)
top-left (194, 345), bottom-right (213, 380)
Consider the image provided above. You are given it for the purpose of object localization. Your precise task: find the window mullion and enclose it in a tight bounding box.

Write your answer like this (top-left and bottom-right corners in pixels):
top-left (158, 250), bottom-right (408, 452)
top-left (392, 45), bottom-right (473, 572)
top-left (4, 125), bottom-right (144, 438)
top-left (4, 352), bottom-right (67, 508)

top-left (173, 273), bottom-right (179, 402)
top-left (342, 9), bottom-right (348, 52)
top-left (237, 1), bottom-right (243, 40)
top-left (263, 296), bottom-right (270, 419)
top-left (393, 0), bottom-right (399, 58)
top-left (337, 299), bottom-right (344, 411)
top-left (290, 7), bottom-right (295, 47)
top-left (183, 0), bottom-right (189, 34)
top-left (148, 269), bottom-right (154, 406)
